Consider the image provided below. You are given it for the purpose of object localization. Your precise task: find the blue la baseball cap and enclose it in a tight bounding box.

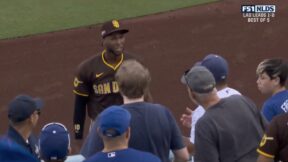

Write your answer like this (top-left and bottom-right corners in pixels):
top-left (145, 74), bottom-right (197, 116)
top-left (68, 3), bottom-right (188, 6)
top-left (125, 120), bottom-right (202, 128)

top-left (99, 105), bottom-right (131, 137)
top-left (0, 137), bottom-right (38, 162)
top-left (8, 94), bottom-right (43, 122)
top-left (39, 122), bottom-right (70, 161)
top-left (200, 54), bottom-right (228, 82)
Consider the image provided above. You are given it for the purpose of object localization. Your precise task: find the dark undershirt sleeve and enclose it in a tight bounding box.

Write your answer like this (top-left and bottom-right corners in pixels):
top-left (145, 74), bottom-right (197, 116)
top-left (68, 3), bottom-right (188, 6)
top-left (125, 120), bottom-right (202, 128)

top-left (73, 94), bottom-right (88, 139)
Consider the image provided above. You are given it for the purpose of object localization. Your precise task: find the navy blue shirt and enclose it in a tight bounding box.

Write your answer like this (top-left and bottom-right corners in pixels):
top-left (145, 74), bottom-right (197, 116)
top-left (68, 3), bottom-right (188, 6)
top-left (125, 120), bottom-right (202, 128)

top-left (81, 102), bottom-right (184, 162)
top-left (6, 126), bottom-right (39, 160)
top-left (84, 148), bottom-right (161, 162)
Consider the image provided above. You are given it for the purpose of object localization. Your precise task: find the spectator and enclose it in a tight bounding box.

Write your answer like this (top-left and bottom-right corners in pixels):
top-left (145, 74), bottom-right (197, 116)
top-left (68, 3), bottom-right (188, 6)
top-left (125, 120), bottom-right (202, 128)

top-left (256, 58), bottom-right (288, 121)
top-left (256, 113), bottom-right (288, 162)
top-left (180, 54), bottom-right (241, 155)
top-left (39, 122), bottom-right (71, 162)
top-left (84, 106), bottom-right (161, 162)
top-left (81, 60), bottom-right (189, 162)
top-left (0, 137), bottom-right (38, 162)
top-left (183, 66), bottom-right (266, 162)
top-left (6, 94), bottom-right (43, 158)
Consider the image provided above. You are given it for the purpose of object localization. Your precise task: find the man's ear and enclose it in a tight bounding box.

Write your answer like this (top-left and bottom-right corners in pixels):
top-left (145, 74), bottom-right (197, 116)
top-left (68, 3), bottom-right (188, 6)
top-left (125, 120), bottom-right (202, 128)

top-left (273, 76), bottom-right (280, 85)
top-left (187, 86), bottom-right (198, 104)
top-left (125, 127), bottom-right (131, 140)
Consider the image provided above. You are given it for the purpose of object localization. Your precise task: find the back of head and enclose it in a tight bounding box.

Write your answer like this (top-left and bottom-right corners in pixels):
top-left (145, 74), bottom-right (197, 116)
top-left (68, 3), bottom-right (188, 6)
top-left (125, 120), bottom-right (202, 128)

top-left (0, 137), bottom-right (38, 162)
top-left (200, 54), bottom-right (229, 83)
top-left (115, 60), bottom-right (151, 98)
top-left (98, 105), bottom-right (131, 138)
top-left (256, 58), bottom-right (288, 86)
top-left (183, 66), bottom-right (216, 94)
top-left (39, 123), bottom-right (70, 161)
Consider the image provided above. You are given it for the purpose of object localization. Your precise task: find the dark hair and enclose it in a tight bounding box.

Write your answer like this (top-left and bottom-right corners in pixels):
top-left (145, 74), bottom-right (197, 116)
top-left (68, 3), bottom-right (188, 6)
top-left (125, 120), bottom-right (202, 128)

top-left (115, 60), bottom-right (151, 98)
top-left (256, 58), bottom-right (288, 86)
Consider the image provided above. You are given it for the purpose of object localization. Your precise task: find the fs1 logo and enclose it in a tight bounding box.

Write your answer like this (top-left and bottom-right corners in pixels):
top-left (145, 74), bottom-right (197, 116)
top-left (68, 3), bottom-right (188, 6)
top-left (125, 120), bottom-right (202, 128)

top-left (241, 5), bottom-right (276, 13)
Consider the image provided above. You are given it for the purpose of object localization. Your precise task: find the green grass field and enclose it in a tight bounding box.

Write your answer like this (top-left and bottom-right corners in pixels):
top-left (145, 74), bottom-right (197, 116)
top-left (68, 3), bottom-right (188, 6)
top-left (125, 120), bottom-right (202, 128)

top-left (0, 0), bottom-right (217, 39)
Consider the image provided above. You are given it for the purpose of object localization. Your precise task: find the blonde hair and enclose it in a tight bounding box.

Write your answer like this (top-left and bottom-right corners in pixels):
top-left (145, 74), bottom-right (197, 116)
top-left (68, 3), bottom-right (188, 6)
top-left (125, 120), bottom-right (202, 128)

top-left (115, 60), bottom-right (151, 98)
top-left (256, 58), bottom-right (288, 86)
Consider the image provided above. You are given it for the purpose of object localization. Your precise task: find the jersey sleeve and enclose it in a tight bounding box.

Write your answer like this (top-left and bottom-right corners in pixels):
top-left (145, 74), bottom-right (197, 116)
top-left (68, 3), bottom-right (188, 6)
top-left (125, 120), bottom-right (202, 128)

top-left (257, 117), bottom-right (279, 159)
top-left (73, 64), bottom-right (90, 97)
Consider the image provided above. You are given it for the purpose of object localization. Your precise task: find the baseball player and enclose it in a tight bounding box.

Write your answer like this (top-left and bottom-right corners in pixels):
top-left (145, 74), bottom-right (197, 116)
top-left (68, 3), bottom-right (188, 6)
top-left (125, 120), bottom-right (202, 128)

top-left (180, 54), bottom-right (241, 156)
top-left (256, 58), bottom-right (288, 122)
top-left (73, 19), bottom-right (133, 140)
top-left (257, 113), bottom-right (288, 162)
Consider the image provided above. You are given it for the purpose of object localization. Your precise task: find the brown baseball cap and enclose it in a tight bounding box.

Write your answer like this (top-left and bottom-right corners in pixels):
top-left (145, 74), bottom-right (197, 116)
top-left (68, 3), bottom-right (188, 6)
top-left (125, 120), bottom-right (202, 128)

top-left (101, 20), bottom-right (129, 38)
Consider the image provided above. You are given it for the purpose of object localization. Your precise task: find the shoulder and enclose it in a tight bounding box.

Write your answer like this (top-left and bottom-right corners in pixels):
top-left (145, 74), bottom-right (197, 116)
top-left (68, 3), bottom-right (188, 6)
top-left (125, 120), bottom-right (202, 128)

top-left (128, 148), bottom-right (161, 162)
top-left (84, 152), bottom-right (104, 162)
top-left (224, 94), bottom-right (252, 104)
top-left (270, 90), bottom-right (288, 104)
top-left (123, 52), bottom-right (147, 65)
top-left (77, 54), bottom-right (101, 70)
top-left (132, 102), bottom-right (169, 111)
top-left (196, 113), bottom-right (215, 134)
top-left (193, 106), bottom-right (205, 118)
top-left (217, 87), bottom-right (241, 98)
top-left (263, 96), bottom-right (277, 108)
top-left (226, 87), bottom-right (241, 95)
top-left (271, 113), bottom-right (288, 125)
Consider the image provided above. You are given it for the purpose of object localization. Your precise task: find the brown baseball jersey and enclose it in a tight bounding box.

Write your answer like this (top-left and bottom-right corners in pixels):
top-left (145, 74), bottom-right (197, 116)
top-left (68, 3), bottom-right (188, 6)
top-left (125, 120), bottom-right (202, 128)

top-left (257, 113), bottom-right (288, 161)
top-left (73, 50), bottom-right (133, 119)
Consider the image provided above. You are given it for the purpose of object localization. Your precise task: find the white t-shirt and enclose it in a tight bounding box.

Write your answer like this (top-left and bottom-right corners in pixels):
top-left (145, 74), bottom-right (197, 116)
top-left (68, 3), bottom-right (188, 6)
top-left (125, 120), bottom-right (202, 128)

top-left (190, 87), bottom-right (241, 143)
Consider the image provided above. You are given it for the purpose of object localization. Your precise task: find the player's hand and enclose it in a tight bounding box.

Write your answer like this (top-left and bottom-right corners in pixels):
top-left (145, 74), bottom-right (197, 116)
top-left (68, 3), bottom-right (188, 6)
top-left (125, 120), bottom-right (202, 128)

top-left (180, 107), bottom-right (193, 128)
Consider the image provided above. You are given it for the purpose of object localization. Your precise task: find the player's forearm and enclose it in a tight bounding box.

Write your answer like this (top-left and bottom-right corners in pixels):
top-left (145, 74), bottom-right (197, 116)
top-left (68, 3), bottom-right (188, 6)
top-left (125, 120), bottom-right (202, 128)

top-left (73, 95), bottom-right (88, 139)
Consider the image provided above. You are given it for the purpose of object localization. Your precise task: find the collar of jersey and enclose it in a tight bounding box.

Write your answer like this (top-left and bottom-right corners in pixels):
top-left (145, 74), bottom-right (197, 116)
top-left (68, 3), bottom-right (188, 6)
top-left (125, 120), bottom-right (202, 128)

top-left (101, 50), bottom-right (124, 70)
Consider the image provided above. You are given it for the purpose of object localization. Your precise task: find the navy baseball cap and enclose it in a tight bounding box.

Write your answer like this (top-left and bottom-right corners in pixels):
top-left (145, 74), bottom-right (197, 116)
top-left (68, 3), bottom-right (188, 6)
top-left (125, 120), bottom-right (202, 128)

top-left (99, 105), bottom-right (131, 137)
top-left (8, 94), bottom-right (43, 122)
top-left (39, 122), bottom-right (70, 161)
top-left (181, 54), bottom-right (228, 84)
top-left (101, 20), bottom-right (129, 38)
top-left (0, 137), bottom-right (38, 162)
top-left (200, 54), bottom-right (228, 82)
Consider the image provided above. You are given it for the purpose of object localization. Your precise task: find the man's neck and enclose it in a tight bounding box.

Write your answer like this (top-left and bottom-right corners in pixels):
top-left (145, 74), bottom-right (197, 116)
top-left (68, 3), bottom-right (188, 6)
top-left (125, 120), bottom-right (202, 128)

top-left (216, 83), bottom-right (228, 91)
top-left (123, 96), bottom-right (144, 104)
top-left (104, 50), bottom-right (122, 64)
top-left (200, 91), bottom-right (221, 110)
top-left (103, 143), bottom-right (128, 152)
top-left (13, 125), bottom-right (31, 141)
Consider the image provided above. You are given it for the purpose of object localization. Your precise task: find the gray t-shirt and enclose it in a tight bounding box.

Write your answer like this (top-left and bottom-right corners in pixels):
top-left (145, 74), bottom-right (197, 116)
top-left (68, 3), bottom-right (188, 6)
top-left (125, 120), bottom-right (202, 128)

top-left (195, 95), bottom-right (266, 162)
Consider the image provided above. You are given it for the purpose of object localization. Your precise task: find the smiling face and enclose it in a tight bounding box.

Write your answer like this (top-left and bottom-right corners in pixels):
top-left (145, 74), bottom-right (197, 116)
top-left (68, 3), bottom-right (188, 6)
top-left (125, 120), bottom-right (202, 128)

top-left (103, 32), bottom-right (126, 56)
